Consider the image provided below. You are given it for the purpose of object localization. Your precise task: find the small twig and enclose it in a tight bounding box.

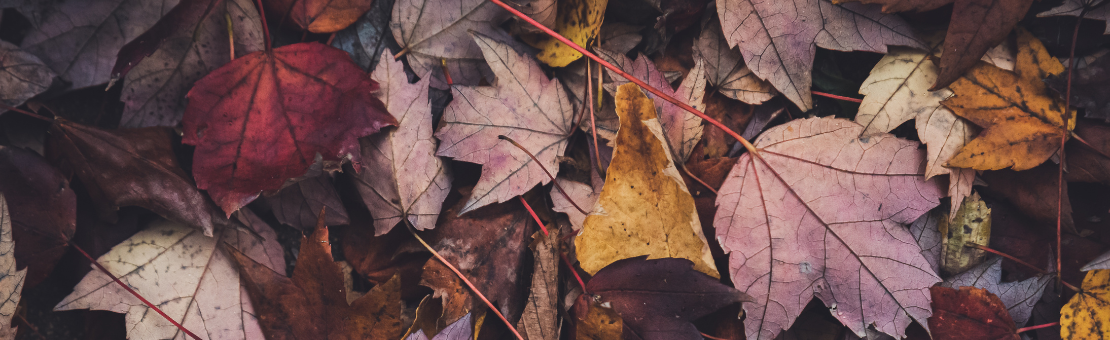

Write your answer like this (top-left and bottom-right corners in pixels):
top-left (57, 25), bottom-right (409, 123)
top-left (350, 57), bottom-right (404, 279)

top-left (681, 165), bottom-right (718, 196)
top-left (252, 0), bottom-right (271, 52)
top-left (499, 135), bottom-right (589, 215)
top-left (1071, 132), bottom-right (1110, 160)
top-left (587, 60), bottom-right (605, 178)
top-left (0, 102), bottom-right (53, 123)
top-left (325, 32), bottom-right (336, 46)
top-left (14, 312), bottom-right (47, 340)
top-left (406, 224), bottom-right (525, 340)
top-left (71, 243), bottom-right (202, 340)
top-left (964, 243), bottom-right (1079, 292)
top-left (393, 47), bottom-right (410, 60)
top-left (1058, 14), bottom-right (1084, 291)
top-left (559, 249), bottom-right (588, 294)
top-left (811, 91), bottom-right (862, 103)
top-left (517, 197), bottom-right (589, 294)
top-left (1016, 322), bottom-right (1058, 334)
top-left (518, 197), bottom-right (550, 236)
top-left (441, 59), bottom-right (453, 86)
top-left (225, 13), bottom-right (236, 60)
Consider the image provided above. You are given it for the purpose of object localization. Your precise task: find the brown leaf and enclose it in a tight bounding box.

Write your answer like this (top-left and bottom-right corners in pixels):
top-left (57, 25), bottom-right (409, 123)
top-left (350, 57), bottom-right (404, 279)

top-left (572, 295), bottom-right (623, 340)
top-left (390, 0), bottom-right (509, 88)
top-left (0, 146), bottom-right (75, 288)
top-left (1061, 270), bottom-right (1110, 339)
top-left (932, 0), bottom-right (1033, 89)
top-left (979, 164), bottom-right (1074, 233)
top-left (0, 41), bottom-right (54, 108)
top-left (515, 228), bottom-right (561, 340)
top-left (1065, 121), bottom-right (1110, 186)
top-left (927, 286), bottom-right (1019, 340)
top-left (265, 173), bottom-right (349, 230)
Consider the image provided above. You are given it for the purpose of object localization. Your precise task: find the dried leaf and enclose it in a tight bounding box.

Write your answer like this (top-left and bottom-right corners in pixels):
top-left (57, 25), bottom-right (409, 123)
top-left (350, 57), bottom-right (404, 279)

top-left (551, 171), bottom-right (602, 231)
top-left (1039, 0), bottom-right (1110, 35)
top-left (182, 42), bottom-right (396, 215)
top-left (941, 257), bottom-right (1053, 325)
top-left (943, 29), bottom-right (1071, 171)
top-left (265, 173), bottom-right (349, 230)
top-left (714, 116), bottom-right (944, 339)
top-left (516, 229), bottom-right (560, 340)
top-left (932, 0), bottom-right (1033, 89)
top-left (830, 0), bottom-right (952, 13)
top-left (0, 40), bottom-right (54, 107)
top-left (939, 192), bottom-right (991, 275)
top-left (979, 164), bottom-right (1075, 233)
top-left (391, 0), bottom-right (508, 88)
top-left (909, 208), bottom-right (944, 274)
top-left (330, 0), bottom-right (395, 71)
top-left (119, 0), bottom-right (264, 128)
top-left (1061, 270), bottom-right (1110, 339)
top-left (56, 211), bottom-right (286, 340)
top-left (927, 286), bottom-right (1019, 340)
top-left (715, 0), bottom-right (922, 110)
top-left (1067, 122), bottom-right (1110, 185)
top-left (573, 297), bottom-right (623, 340)
top-left (435, 33), bottom-right (573, 214)
top-left (0, 146), bottom-right (76, 288)
top-left (406, 312), bottom-right (474, 340)
top-left (1047, 51), bottom-right (1110, 123)
top-left (575, 84), bottom-right (718, 277)
top-left (229, 220), bottom-right (402, 339)
top-left (1083, 251), bottom-right (1110, 271)
top-left (272, 0), bottom-right (375, 33)
top-left (533, 0), bottom-right (608, 67)
top-left (356, 50), bottom-right (451, 234)
top-left (693, 17), bottom-right (774, 105)
top-left (0, 196), bottom-right (26, 340)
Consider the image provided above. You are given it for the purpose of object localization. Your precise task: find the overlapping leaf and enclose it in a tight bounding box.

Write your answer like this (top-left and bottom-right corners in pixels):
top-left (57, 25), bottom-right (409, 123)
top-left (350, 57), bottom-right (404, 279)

top-left (714, 116), bottom-right (944, 339)
top-left (941, 257), bottom-right (1053, 325)
top-left (532, 0), bottom-right (607, 67)
top-left (182, 42), bottom-right (396, 215)
top-left (265, 173), bottom-right (349, 230)
top-left (1039, 0), bottom-right (1110, 35)
top-left (927, 286), bottom-right (1019, 340)
top-left (1047, 51), bottom-right (1110, 122)
top-left (715, 0), bottom-right (922, 110)
top-left (0, 196), bottom-right (26, 340)
top-left (0, 41), bottom-right (54, 107)
top-left (356, 50), bottom-right (450, 235)
top-left (693, 17), bottom-right (774, 105)
top-left (391, 0), bottom-right (509, 88)
top-left (0, 146), bottom-right (76, 288)
top-left (435, 33), bottom-right (573, 214)
top-left (270, 0), bottom-right (375, 33)
top-left (1061, 270), bottom-right (1110, 339)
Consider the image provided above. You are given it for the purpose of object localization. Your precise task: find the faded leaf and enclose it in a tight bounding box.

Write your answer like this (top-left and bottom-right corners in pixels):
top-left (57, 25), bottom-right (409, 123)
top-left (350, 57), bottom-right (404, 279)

top-left (533, 0), bottom-right (608, 67)
top-left (576, 84), bottom-right (718, 277)
top-left (927, 286), bottom-right (1019, 340)
top-left (1067, 122), bottom-right (1110, 185)
top-left (265, 173), bottom-right (349, 230)
top-left (939, 192), bottom-right (991, 275)
top-left (941, 257), bottom-right (1053, 325)
top-left (599, 22), bottom-right (642, 55)
top-left (229, 219), bottom-right (403, 339)
top-left (56, 212), bottom-right (286, 340)
top-left (830, 0), bottom-right (952, 13)
top-left (1083, 251), bottom-right (1110, 271)
top-left (715, 0), bottom-right (922, 110)
top-left (511, 0), bottom-right (556, 35)
top-left (1061, 270), bottom-right (1110, 339)
top-left (330, 0), bottom-right (395, 71)
top-left (551, 171), bottom-right (602, 231)
top-left (516, 229), bottom-right (560, 340)
top-left (0, 196), bottom-right (26, 340)
top-left (272, 0), bottom-right (375, 33)
top-left (119, 0), bottom-right (264, 128)
top-left (435, 33), bottom-right (573, 214)
top-left (0, 40), bottom-right (54, 107)
top-left (693, 17), bottom-right (774, 105)
top-left (1047, 51), bottom-right (1110, 123)
top-left (932, 0), bottom-right (1033, 89)
top-left (714, 116), bottom-right (944, 339)
top-left (406, 312), bottom-right (474, 340)
top-left (0, 146), bottom-right (76, 288)
top-left (356, 50), bottom-right (451, 234)
top-left (20, 0), bottom-right (175, 89)
top-left (585, 256), bottom-right (750, 340)
top-left (909, 208), bottom-right (944, 274)
top-left (979, 163), bottom-right (1075, 233)
top-left (182, 42), bottom-right (396, 215)
top-left (46, 120), bottom-right (224, 236)
top-left (943, 29), bottom-right (1071, 171)
top-left (597, 49), bottom-right (707, 162)
top-left (1039, 0), bottom-right (1110, 35)
top-left (391, 0), bottom-right (508, 88)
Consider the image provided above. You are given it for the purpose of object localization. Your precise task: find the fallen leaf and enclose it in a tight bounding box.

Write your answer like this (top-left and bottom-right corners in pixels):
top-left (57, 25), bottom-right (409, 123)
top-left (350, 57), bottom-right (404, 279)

top-left (0, 146), bottom-right (76, 288)
top-left (943, 29), bottom-right (1071, 171)
top-left (693, 17), bottom-right (774, 105)
top-left (265, 173), bottom-right (349, 230)
top-left (979, 164), bottom-right (1075, 233)
top-left (1047, 51), bottom-right (1110, 123)
top-left (341, 222), bottom-right (428, 294)
top-left (356, 50), bottom-right (451, 234)
top-left (510, 0), bottom-right (556, 36)
top-left (941, 257), bottom-right (1053, 325)
top-left (597, 49), bottom-right (707, 162)
top-left (714, 116), bottom-right (944, 339)
top-left (228, 217), bottom-right (403, 339)
top-left (715, 0), bottom-right (922, 110)
top-left (391, 0), bottom-right (509, 88)
top-left (435, 33), bottom-right (573, 214)
top-left (598, 22), bottom-right (642, 55)
top-left (931, 0), bottom-right (1033, 90)
top-left (909, 208), bottom-right (944, 274)
top-left (330, 0), bottom-right (395, 71)
top-left (406, 312), bottom-right (474, 340)
top-left (585, 256), bottom-right (750, 340)
top-left (550, 175), bottom-right (600, 231)
top-left (572, 296), bottom-right (623, 340)
top-left (271, 0), bottom-right (374, 33)
top-left (1061, 270), bottom-right (1110, 339)
top-left (515, 229), bottom-right (560, 340)
top-left (45, 119), bottom-right (224, 236)
top-left (0, 195), bottom-right (27, 340)
top-left (56, 211), bottom-right (286, 340)
top-left (940, 192), bottom-right (991, 275)
top-left (182, 42), bottom-right (396, 215)
top-left (1039, 0), bottom-right (1110, 35)
top-left (533, 0), bottom-right (608, 67)
top-left (19, 0), bottom-right (174, 89)
top-left (1066, 122), bottom-right (1110, 185)
top-left (739, 97), bottom-right (785, 142)
top-left (830, 0), bottom-right (952, 13)
top-left (575, 84), bottom-right (718, 277)
top-left (927, 286), bottom-right (1019, 340)
top-left (0, 40), bottom-right (55, 107)
top-left (119, 0), bottom-right (265, 128)
top-left (1083, 251), bottom-right (1110, 271)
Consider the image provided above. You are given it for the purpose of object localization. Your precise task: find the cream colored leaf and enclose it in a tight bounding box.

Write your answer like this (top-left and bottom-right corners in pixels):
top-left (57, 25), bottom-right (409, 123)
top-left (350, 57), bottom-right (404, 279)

top-left (0, 196), bottom-right (26, 340)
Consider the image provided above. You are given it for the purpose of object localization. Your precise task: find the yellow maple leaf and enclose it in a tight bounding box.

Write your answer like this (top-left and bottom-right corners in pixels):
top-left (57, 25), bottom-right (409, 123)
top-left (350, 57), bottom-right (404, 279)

top-left (943, 29), bottom-right (1073, 171)
top-left (533, 0), bottom-right (607, 67)
top-left (574, 83), bottom-right (718, 277)
top-left (1061, 270), bottom-right (1110, 339)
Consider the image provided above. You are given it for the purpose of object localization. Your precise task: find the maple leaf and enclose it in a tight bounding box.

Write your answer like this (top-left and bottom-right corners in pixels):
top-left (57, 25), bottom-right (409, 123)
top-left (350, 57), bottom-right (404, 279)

top-left (941, 257), bottom-right (1053, 325)
top-left (714, 0), bottom-right (922, 111)
top-left (927, 286), bottom-right (1019, 340)
top-left (1084, 251), bottom-right (1110, 271)
top-left (1047, 51), bottom-right (1110, 123)
top-left (19, 0), bottom-right (175, 89)
top-left (517, 229), bottom-right (560, 340)
top-left (182, 42), bottom-right (396, 215)
top-left (597, 49), bottom-right (707, 162)
top-left (532, 0), bottom-right (608, 67)
top-left (0, 146), bottom-right (76, 288)
top-left (391, 0), bottom-right (510, 88)
top-left (573, 297), bottom-right (624, 340)
top-left (1061, 269), bottom-right (1110, 339)
top-left (269, 0), bottom-right (375, 33)
top-left (932, 0), bottom-right (1033, 90)
top-left (1039, 0), bottom-right (1110, 35)
top-left (56, 211), bottom-right (286, 340)
top-left (0, 41), bottom-right (55, 107)
top-left (330, 0), bottom-right (394, 71)
top-left (119, 0), bottom-right (265, 128)
top-left (265, 173), bottom-right (349, 230)
top-left (355, 50), bottom-right (451, 235)
top-left (576, 84), bottom-right (718, 277)
top-left (943, 29), bottom-right (1071, 171)
top-left (45, 120), bottom-right (225, 236)
top-left (693, 17), bottom-right (774, 105)
top-left (979, 165), bottom-right (1075, 233)
top-left (0, 195), bottom-right (26, 340)
top-left (714, 116), bottom-right (944, 339)
top-left (435, 33), bottom-right (573, 214)
top-left (1066, 122), bottom-right (1110, 185)
top-left (229, 218), bottom-right (403, 339)
top-left (909, 208), bottom-right (944, 274)
top-left (405, 312), bottom-right (473, 340)
top-left (582, 256), bottom-right (751, 340)
top-left (508, 0), bottom-right (557, 36)
top-left (551, 173), bottom-right (601, 231)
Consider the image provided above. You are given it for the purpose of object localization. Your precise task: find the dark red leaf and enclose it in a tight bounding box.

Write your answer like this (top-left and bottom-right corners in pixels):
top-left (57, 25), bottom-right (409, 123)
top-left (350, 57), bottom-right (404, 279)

top-left (0, 146), bottom-right (75, 288)
top-left (265, 173), bottom-right (349, 230)
top-left (927, 286), bottom-right (1019, 340)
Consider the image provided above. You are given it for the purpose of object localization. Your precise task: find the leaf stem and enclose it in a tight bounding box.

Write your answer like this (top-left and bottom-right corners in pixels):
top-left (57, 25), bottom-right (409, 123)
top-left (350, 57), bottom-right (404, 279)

top-left (559, 250), bottom-right (589, 294)
top-left (1059, 13), bottom-right (1084, 292)
top-left (964, 243), bottom-right (1079, 292)
top-left (498, 135), bottom-right (589, 215)
top-left (253, 0), bottom-right (271, 51)
top-left (811, 91), bottom-right (862, 103)
top-left (71, 243), bottom-right (202, 340)
top-left (587, 60), bottom-right (604, 178)
top-left (517, 197), bottom-right (590, 294)
top-left (405, 224), bottom-right (525, 340)
top-left (518, 197), bottom-right (549, 236)
top-left (0, 102), bottom-right (53, 123)
top-left (681, 165), bottom-right (718, 195)
top-left (1016, 322), bottom-right (1058, 334)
